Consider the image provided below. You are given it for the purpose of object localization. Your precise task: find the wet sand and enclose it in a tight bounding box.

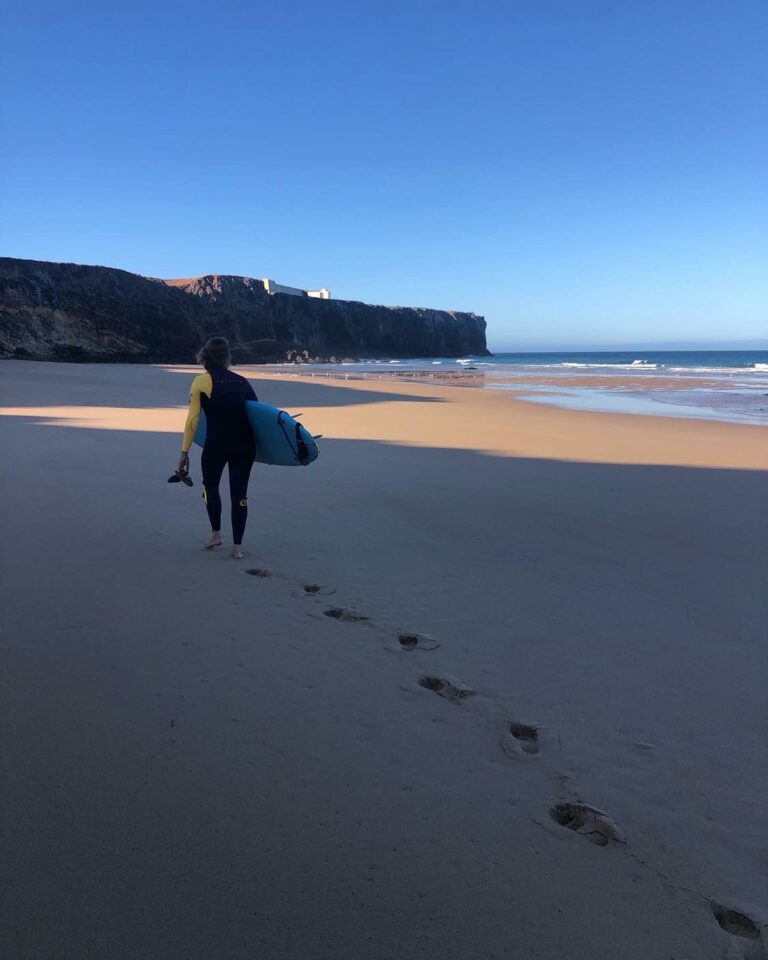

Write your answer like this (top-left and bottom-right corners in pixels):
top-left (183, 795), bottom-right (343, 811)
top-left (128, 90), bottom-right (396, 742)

top-left (1, 359), bottom-right (767, 959)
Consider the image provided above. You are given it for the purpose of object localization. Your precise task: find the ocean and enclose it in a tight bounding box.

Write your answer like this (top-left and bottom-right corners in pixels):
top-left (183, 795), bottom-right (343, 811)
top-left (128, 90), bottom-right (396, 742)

top-left (271, 350), bottom-right (768, 425)
top-left (474, 350), bottom-right (768, 372)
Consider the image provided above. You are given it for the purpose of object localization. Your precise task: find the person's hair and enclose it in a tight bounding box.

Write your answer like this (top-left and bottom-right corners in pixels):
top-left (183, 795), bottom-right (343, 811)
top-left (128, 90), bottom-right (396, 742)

top-left (197, 337), bottom-right (231, 371)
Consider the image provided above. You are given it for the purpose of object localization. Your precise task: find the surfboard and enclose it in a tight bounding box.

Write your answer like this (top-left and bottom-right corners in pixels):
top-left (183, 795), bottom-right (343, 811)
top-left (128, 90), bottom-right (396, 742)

top-left (193, 401), bottom-right (320, 466)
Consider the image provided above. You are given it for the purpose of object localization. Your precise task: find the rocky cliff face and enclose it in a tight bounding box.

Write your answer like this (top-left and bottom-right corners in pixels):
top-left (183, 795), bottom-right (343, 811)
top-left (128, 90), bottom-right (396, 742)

top-left (0, 258), bottom-right (489, 362)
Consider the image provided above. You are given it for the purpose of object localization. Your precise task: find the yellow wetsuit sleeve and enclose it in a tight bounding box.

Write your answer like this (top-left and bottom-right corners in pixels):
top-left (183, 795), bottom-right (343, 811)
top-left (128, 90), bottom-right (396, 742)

top-left (181, 373), bottom-right (212, 452)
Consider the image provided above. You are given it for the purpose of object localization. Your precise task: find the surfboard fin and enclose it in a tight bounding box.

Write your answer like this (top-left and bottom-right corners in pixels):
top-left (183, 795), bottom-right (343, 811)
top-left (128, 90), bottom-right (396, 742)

top-left (312, 434), bottom-right (323, 440)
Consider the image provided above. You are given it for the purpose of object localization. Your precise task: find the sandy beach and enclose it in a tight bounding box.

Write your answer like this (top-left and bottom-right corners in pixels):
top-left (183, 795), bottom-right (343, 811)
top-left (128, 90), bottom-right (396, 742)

top-left (1, 358), bottom-right (767, 959)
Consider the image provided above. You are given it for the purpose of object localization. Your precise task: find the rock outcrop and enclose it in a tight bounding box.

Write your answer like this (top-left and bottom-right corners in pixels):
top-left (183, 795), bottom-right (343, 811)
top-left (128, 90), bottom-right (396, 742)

top-left (0, 258), bottom-right (489, 362)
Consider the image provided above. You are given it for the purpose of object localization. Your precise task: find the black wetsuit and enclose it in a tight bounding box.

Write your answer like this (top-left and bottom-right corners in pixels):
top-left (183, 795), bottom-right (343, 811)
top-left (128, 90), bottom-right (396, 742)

top-left (183, 368), bottom-right (257, 544)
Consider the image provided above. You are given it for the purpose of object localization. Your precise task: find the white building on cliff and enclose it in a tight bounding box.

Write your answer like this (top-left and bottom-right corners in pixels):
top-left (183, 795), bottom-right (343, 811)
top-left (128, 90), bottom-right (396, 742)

top-left (261, 279), bottom-right (331, 299)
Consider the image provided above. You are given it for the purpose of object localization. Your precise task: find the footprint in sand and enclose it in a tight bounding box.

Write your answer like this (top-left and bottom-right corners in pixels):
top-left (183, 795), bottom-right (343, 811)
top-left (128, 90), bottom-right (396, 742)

top-left (549, 802), bottom-right (626, 846)
top-left (323, 607), bottom-right (370, 623)
top-left (501, 722), bottom-right (560, 759)
top-left (506, 723), bottom-right (539, 755)
top-left (711, 903), bottom-right (767, 960)
top-left (303, 583), bottom-right (336, 596)
top-left (398, 633), bottom-right (440, 651)
top-left (418, 676), bottom-right (475, 701)
top-left (243, 569), bottom-right (337, 595)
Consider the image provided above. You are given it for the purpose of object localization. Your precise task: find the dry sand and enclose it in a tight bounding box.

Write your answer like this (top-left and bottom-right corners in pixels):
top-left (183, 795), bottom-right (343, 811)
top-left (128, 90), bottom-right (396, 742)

top-left (1, 359), bottom-right (766, 959)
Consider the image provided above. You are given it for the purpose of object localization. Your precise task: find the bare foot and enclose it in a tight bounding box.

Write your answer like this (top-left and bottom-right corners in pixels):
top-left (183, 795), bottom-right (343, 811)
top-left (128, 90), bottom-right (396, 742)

top-left (203, 532), bottom-right (222, 549)
top-left (232, 546), bottom-right (244, 560)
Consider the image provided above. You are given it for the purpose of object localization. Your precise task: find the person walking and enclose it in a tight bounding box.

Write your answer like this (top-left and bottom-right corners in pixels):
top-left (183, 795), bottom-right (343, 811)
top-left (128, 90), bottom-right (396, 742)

top-left (178, 337), bottom-right (257, 559)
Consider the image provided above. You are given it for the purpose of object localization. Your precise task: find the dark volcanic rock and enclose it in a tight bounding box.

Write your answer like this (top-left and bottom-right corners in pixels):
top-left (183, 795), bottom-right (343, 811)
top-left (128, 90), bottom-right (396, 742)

top-left (0, 258), bottom-right (489, 363)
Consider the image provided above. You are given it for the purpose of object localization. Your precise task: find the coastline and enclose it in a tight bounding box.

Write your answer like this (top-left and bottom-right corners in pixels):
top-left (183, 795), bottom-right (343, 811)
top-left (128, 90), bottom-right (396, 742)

top-left (169, 364), bottom-right (768, 470)
top-left (251, 357), bottom-right (768, 427)
top-left (4, 349), bottom-right (767, 426)
top-left (2, 361), bottom-right (767, 469)
top-left (2, 359), bottom-right (766, 959)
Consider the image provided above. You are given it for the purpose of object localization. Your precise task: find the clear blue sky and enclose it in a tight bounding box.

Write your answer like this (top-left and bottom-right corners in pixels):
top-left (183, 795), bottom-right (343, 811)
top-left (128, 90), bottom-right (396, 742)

top-left (2, 1), bottom-right (766, 350)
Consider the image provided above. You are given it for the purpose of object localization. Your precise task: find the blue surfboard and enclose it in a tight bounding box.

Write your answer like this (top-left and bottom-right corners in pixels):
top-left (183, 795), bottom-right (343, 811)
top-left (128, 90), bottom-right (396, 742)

top-left (193, 400), bottom-right (320, 466)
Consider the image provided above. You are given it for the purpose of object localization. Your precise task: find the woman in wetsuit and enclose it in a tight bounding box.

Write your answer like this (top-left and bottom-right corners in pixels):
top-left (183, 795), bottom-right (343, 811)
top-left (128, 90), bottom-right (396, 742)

top-left (178, 337), bottom-right (257, 559)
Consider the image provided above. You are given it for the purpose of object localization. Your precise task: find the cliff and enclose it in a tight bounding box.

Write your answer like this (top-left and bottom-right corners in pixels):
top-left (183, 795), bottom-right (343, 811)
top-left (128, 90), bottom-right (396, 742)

top-left (0, 258), bottom-right (489, 363)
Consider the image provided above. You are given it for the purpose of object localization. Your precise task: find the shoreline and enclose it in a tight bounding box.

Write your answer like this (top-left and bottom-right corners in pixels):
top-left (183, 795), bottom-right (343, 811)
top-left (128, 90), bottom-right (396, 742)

top-left (2, 360), bottom-right (766, 469)
top-left (162, 360), bottom-right (768, 441)
top-left (244, 361), bottom-right (768, 428)
top-left (4, 353), bottom-right (767, 427)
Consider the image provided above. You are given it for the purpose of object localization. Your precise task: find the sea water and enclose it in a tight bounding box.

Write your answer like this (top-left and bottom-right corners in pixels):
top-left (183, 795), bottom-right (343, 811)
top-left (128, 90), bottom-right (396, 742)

top-left (275, 351), bottom-right (768, 426)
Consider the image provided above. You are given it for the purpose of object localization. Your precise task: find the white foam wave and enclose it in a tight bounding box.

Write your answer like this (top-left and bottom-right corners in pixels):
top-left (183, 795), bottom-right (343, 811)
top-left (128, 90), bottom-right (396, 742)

top-left (547, 362), bottom-right (662, 370)
top-left (510, 360), bottom-right (768, 375)
top-left (666, 366), bottom-right (768, 374)
top-left (512, 362), bottom-right (768, 374)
